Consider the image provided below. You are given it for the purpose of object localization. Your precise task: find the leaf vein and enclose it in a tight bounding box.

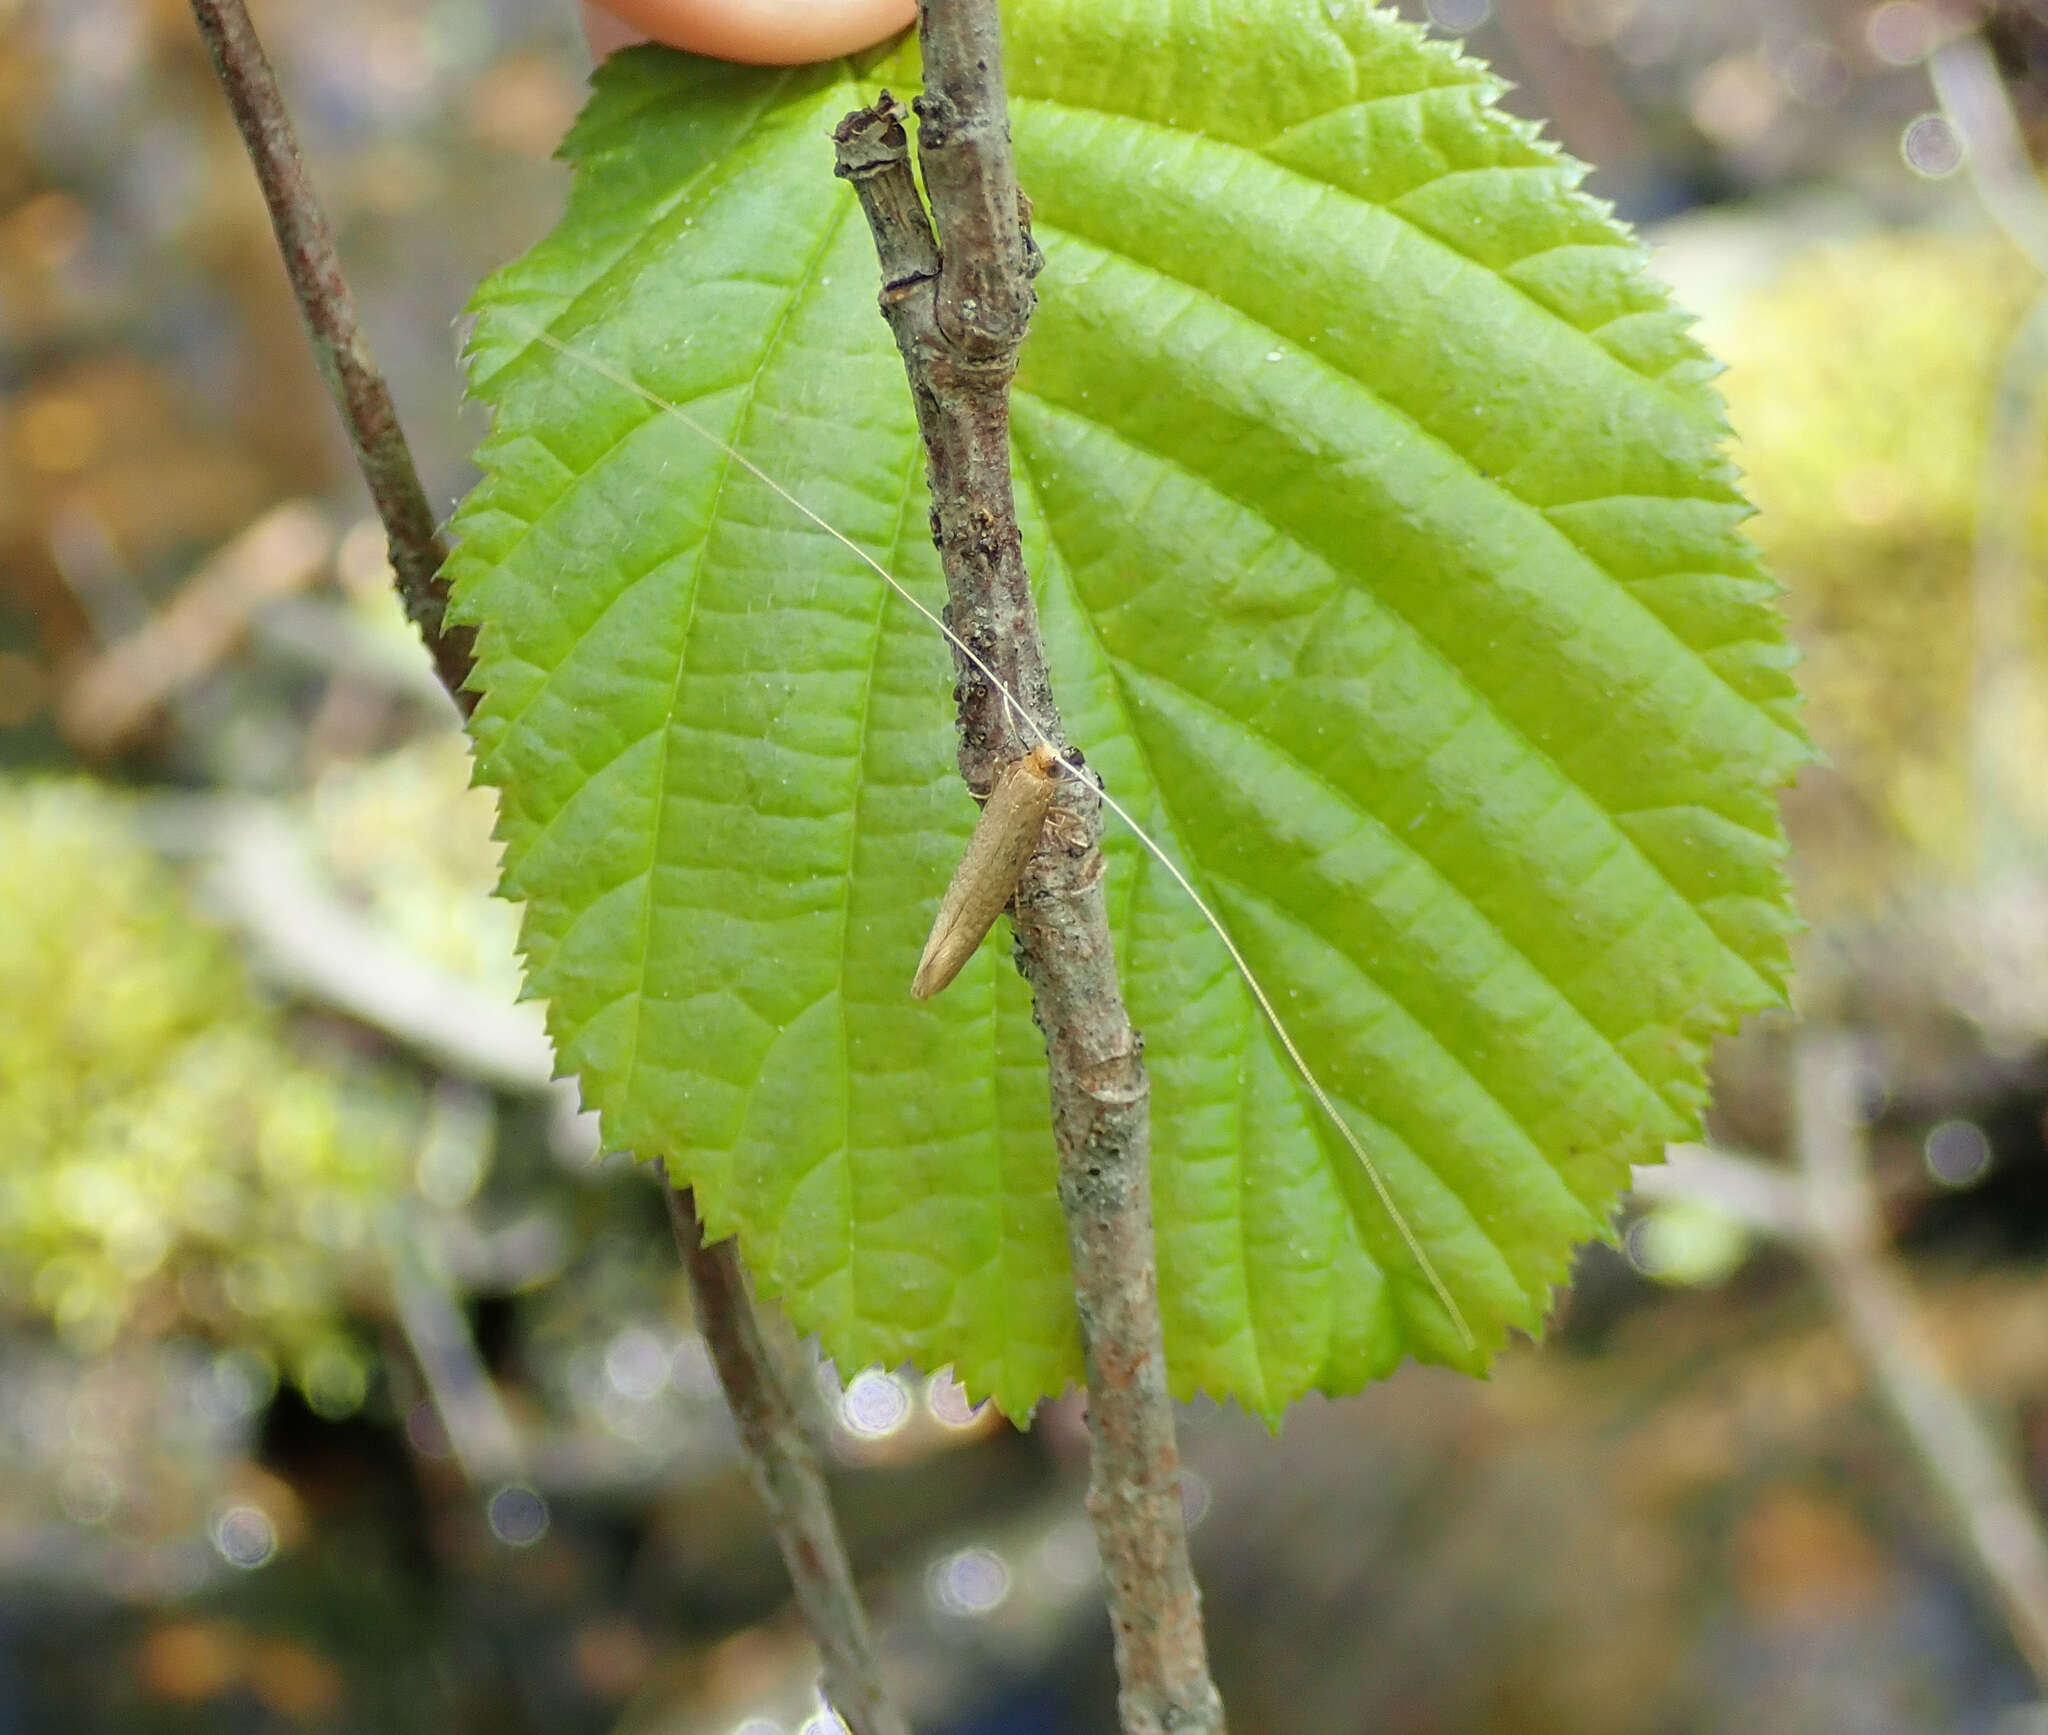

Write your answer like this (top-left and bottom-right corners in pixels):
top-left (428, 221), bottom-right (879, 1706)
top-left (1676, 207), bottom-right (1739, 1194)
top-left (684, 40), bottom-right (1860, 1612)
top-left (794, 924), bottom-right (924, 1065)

top-left (1019, 383), bottom-right (1772, 1026)
top-left (1108, 651), bottom-right (1682, 1119)
top-left (618, 194), bottom-right (860, 1119)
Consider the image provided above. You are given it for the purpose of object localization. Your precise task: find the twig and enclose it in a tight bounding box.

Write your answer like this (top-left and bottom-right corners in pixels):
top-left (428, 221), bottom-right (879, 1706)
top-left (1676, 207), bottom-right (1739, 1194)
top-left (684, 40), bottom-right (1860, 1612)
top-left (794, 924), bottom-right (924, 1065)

top-left (660, 1177), bottom-right (911, 1735)
top-left (191, 12), bottom-right (910, 1732)
top-left (187, 0), bottom-right (473, 706)
top-left (1792, 1035), bottom-right (2048, 1686)
top-left (833, 7), bottom-right (1225, 1729)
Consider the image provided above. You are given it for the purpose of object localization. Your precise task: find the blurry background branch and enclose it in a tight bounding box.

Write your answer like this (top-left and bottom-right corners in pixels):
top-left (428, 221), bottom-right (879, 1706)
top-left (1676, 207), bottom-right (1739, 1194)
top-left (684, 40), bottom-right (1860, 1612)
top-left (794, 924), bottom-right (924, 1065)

top-left (194, 797), bottom-right (560, 1092)
top-left (1636, 1034), bottom-right (2048, 1692)
top-left (1932, 26), bottom-right (2048, 275)
top-left (57, 500), bottom-right (337, 753)
top-left (1924, 27), bottom-right (2048, 896)
top-left (1797, 1034), bottom-right (2048, 1689)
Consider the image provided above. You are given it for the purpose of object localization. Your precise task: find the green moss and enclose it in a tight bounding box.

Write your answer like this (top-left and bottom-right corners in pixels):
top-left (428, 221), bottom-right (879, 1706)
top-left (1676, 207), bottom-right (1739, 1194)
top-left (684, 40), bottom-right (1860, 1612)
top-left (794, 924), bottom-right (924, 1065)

top-left (0, 780), bottom-right (415, 1409)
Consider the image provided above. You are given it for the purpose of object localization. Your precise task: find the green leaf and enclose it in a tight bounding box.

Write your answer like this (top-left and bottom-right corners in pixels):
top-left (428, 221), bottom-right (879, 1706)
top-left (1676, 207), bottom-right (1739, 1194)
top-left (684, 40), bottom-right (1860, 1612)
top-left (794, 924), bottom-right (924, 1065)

top-left (447, 0), bottom-right (1806, 1422)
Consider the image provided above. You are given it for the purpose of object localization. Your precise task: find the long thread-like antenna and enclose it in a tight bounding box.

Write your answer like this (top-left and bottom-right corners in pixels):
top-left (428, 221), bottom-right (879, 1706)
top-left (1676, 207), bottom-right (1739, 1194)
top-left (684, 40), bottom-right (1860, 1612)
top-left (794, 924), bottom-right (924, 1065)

top-left (488, 318), bottom-right (1475, 1351)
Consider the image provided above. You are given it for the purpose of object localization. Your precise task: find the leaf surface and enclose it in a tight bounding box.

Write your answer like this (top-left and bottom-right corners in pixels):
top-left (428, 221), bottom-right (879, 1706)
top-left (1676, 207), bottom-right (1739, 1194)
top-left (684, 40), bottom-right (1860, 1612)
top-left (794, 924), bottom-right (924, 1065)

top-left (448, 0), bottom-right (1806, 1420)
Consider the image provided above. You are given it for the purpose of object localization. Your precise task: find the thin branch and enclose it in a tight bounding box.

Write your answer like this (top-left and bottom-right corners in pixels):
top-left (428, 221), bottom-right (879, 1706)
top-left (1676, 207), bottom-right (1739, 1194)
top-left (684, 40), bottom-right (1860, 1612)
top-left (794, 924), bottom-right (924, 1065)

top-left (1642, 1090), bottom-right (2048, 1690)
top-left (1965, 291), bottom-right (2048, 885)
top-left (660, 1178), bottom-right (911, 1735)
top-left (1793, 1034), bottom-right (2048, 1688)
top-left (187, 0), bottom-right (473, 706)
top-left (834, 13), bottom-right (1225, 1731)
top-left (190, 11), bottom-right (910, 1731)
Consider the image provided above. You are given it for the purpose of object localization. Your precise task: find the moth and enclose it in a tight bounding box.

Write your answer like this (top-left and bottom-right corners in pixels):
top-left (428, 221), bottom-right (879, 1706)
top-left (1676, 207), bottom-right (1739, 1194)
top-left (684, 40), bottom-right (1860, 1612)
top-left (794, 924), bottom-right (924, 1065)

top-left (911, 742), bottom-right (1062, 1000)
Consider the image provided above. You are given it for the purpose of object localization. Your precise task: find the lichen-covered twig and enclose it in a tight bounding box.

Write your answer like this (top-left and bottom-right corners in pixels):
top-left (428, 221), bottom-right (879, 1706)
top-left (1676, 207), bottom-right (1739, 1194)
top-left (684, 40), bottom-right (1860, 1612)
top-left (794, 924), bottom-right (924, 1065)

top-left (833, 5), bottom-right (1225, 1728)
top-left (190, 10), bottom-right (908, 1728)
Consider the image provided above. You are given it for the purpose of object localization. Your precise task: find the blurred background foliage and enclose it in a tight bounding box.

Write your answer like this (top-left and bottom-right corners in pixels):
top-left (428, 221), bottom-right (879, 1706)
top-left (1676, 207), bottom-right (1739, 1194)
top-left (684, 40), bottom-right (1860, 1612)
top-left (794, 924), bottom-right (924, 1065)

top-left (1722, 231), bottom-right (2048, 906)
top-left (0, 778), bottom-right (414, 1392)
top-left (4, 1), bottom-right (2048, 1733)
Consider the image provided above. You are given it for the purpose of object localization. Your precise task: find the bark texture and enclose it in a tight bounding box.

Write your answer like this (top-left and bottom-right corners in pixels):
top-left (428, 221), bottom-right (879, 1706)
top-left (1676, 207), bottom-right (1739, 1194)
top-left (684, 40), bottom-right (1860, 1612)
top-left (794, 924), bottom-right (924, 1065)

top-left (835, 10), bottom-right (1226, 1728)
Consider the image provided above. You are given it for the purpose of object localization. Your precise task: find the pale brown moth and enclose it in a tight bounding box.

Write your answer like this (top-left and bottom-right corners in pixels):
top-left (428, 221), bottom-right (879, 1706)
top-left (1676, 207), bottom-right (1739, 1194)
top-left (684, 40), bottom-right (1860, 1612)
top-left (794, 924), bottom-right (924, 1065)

top-left (911, 742), bottom-right (1061, 1000)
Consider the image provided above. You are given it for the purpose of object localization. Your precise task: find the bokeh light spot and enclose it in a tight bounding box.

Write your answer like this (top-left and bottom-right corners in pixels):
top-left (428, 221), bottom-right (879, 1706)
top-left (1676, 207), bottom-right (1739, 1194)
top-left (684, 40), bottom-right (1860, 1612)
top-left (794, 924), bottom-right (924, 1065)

top-left (1925, 1119), bottom-right (1993, 1188)
top-left (1901, 113), bottom-right (1964, 179)
top-left (211, 1504), bottom-right (277, 1570)
top-left (1036, 1516), bottom-right (1100, 1587)
top-left (1783, 41), bottom-right (1850, 108)
top-left (604, 1326), bottom-right (671, 1401)
top-left (1867, 2), bottom-right (1936, 67)
top-left (300, 1342), bottom-right (368, 1420)
top-left (404, 1400), bottom-right (453, 1460)
top-left (1425, 0), bottom-right (1490, 31)
top-left (58, 1461), bottom-right (120, 1526)
top-left (928, 1546), bottom-right (1012, 1616)
top-left (925, 1373), bottom-right (985, 1429)
top-left (1692, 55), bottom-right (1782, 147)
top-left (197, 1349), bottom-right (277, 1427)
top-left (1627, 1203), bottom-right (1748, 1287)
top-left (486, 1484), bottom-right (549, 1547)
top-left (840, 1370), bottom-right (911, 1439)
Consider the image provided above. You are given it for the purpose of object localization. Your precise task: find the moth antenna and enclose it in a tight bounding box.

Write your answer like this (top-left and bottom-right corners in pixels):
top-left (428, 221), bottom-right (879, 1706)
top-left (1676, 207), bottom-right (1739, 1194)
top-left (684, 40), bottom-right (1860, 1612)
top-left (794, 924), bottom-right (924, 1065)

top-left (489, 317), bottom-right (1475, 1352)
